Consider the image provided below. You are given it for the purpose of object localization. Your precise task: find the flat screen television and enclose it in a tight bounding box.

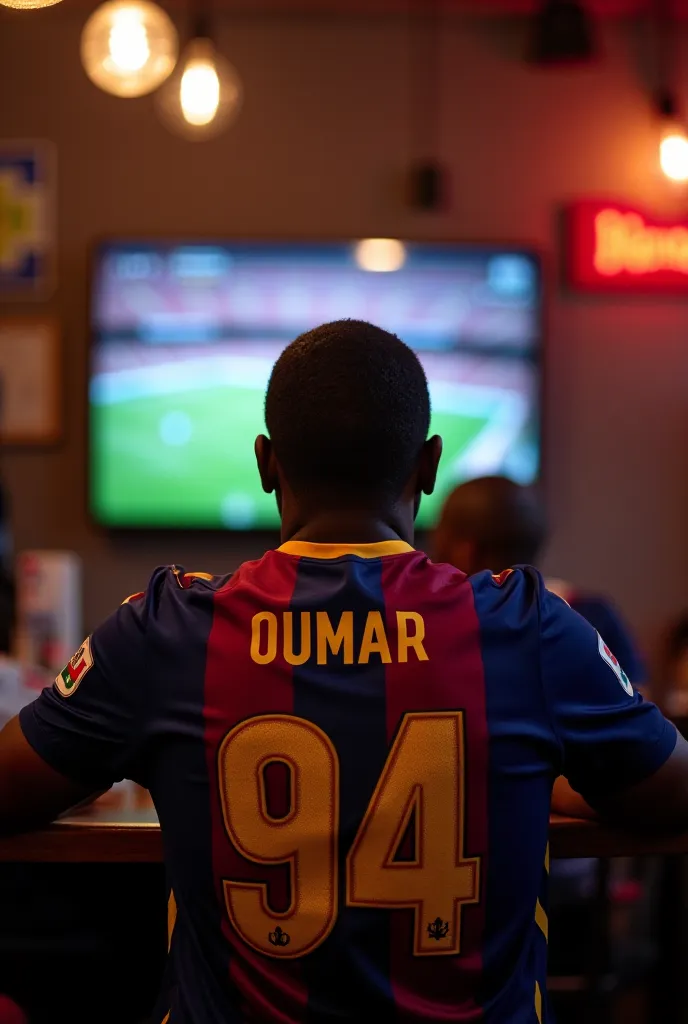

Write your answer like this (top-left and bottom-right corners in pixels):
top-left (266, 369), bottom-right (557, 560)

top-left (90, 241), bottom-right (542, 530)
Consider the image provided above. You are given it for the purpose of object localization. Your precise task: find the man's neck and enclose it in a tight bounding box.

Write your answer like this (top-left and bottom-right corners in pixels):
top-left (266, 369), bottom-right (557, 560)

top-left (282, 510), bottom-right (413, 546)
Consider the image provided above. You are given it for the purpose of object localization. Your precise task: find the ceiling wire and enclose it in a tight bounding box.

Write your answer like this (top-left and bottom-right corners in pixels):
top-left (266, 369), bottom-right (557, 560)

top-left (652, 0), bottom-right (676, 107)
top-left (408, 0), bottom-right (442, 164)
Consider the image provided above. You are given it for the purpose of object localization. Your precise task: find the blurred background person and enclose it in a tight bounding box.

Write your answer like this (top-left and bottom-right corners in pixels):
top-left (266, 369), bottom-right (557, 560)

top-left (433, 474), bottom-right (649, 1020)
top-left (433, 475), bottom-right (646, 686)
top-left (659, 614), bottom-right (688, 718)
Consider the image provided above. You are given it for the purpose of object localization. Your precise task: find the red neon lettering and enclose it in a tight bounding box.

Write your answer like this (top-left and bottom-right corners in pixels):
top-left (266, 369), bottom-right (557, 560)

top-left (594, 208), bottom-right (688, 277)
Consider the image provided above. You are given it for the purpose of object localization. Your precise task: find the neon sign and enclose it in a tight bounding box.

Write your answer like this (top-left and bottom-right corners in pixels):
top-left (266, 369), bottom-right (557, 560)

top-left (567, 201), bottom-right (688, 292)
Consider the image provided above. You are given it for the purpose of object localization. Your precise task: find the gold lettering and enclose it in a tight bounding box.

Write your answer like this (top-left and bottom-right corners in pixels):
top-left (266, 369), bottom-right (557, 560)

top-left (396, 611), bottom-right (428, 662)
top-left (317, 611), bottom-right (354, 665)
top-left (358, 611), bottom-right (392, 664)
top-left (251, 612), bottom-right (277, 665)
top-left (284, 612), bottom-right (311, 666)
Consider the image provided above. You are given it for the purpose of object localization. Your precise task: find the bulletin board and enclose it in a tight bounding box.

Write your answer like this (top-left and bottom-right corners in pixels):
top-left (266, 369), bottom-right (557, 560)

top-left (0, 317), bottom-right (60, 444)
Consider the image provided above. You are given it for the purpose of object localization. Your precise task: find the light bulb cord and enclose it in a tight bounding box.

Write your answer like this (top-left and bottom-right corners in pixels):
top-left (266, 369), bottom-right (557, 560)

top-left (192, 13), bottom-right (212, 40)
top-left (652, 0), bottom-right (678, 118)
top-left (190, 0), bottom-right (213, 45)
top-left (408, 0), bottom-right (441, 163)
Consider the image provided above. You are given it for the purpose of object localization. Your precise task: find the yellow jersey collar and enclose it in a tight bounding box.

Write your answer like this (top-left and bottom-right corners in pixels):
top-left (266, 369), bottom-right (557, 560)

top-left (277, 540), bottom-right (414, 560)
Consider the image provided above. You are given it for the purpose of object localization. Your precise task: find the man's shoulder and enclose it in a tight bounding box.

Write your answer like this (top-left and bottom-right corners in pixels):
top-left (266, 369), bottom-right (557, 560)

top-left (470, 564), bottom-right (545, 600)
top-left (466, 566), bottom-right (549, 637)
top-left (117, 564), bottom-right (234, 632)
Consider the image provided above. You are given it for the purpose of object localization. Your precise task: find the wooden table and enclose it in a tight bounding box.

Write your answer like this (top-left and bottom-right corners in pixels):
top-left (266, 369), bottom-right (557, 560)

top-left (0, 785), bottom-right (687, 862)
top-left (0, 787), bottom-right (684, 1024)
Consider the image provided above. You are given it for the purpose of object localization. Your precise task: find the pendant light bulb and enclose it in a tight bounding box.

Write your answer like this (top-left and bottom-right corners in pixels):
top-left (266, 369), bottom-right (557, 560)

top-left (0, 0), bottom-right (62, 9)
top-left (156, 35), bottom-right (242, 141)
top-left (81, 0), bottom-right (178, 98)
top-left (180, 43), bottom-right (221, 126)
top-left (0, 0), bottom-right (62, 10)
top-left (656, 93), bottom-right (688, 183)
top-left (660, 128), bottom-right (688, 182)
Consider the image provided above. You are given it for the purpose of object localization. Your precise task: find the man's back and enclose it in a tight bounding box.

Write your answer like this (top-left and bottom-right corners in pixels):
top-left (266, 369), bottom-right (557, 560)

top-left (4, 323), bottom-right (685, 1024)
top-left (19, 542), bottom-right (675, 1023)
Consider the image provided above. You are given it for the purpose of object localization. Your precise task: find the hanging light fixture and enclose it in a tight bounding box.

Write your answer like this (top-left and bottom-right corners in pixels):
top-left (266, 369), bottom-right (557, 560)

top-left (156, 14), bottom-right (242, 140)
top-left (656, 93), bottom-right (688, 182)
top-left (0, 0), bottom-right (63, 10)
top-left (529, 0), bottom-right (595, 64)
top-left (81, 0), bottom-right (178, 98)
top-left (407, 0), bottom-right (445, 211)
top-left (651, 1), bottom-right (688, 182)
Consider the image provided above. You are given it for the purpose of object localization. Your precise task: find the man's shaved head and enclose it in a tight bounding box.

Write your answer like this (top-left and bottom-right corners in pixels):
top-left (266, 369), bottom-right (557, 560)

top-left (434, 476), bottom-right (547, 575)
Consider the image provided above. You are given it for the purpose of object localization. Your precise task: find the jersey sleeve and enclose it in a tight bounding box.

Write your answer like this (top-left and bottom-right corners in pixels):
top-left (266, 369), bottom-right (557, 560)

top-left (539, 581), bottom-right (676, 801)
top-left (17, 571), bottom-right (165, 791)
top-left (571, 595), bottom-right (646, 686)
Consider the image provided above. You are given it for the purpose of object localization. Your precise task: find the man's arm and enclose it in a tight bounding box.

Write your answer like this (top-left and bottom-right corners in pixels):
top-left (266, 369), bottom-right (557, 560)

top-left (590, 730), bottom-right (688, 830)
top-left (0, 576), bottom-right (157, 837)
top-left (541, 584), bottom-right (688, 832)
top-left (0, 717), bottom-right (95, 837)
top-left (551, 733), bottom-right (688, 830)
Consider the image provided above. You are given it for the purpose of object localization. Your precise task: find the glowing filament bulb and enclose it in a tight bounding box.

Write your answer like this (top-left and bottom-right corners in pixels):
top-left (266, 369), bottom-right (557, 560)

top-left (108, 9), bottom-right (151, 73)
top-left (81, 0), bottom-right (178, 98)
top-left (660, 130), bottom-right (688, 183)
top-left (156, 36), bottom-right (242, 139)
top-left (180, 59), bottom-right (221, 126)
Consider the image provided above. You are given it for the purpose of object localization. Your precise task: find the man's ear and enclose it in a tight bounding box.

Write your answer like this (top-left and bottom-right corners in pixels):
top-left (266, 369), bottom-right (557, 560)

top-left (255, 435), bottom-right (278, 494)
top-left (418, 435), bottom-right (443, 496)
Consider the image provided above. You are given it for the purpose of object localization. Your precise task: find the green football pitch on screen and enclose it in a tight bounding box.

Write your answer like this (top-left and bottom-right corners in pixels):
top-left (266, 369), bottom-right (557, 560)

top-left (90, 385), bottom-right (490, 530)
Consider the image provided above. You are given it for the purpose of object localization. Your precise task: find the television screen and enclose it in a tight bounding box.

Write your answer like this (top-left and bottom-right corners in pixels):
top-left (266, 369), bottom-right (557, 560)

top-left (90, 241), bottom-right (542, 530)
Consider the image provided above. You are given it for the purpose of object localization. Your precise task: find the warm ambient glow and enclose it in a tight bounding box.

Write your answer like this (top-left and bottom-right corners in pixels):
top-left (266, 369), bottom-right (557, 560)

top-left (81, 0), bottom-right (178, 98)
top-left (660, 129), bottom-right (688, 182)
top-left (354, 239), bottom-right (407, 273)
top-left (180, 54), bottom-right (221, 127)
top-left (594, 208), bottom-right (688, 277)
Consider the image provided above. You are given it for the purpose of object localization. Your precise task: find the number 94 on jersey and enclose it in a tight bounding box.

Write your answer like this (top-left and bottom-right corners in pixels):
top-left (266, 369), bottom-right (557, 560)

top-left (217, 711), bottom-right (481, 959)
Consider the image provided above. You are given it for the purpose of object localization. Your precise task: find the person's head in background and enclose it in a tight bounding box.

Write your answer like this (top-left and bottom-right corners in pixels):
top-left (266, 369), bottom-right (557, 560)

top-left (433, 475), bottom-right (547, 575)
top-left (255, 319), bottom-right (442, 543)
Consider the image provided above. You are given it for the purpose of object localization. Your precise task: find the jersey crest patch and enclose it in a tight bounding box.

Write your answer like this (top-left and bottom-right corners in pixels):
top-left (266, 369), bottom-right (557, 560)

top-left (598, 633), bottom-right (633, 696)
top-left (55, 637), bottom-right (93, 698)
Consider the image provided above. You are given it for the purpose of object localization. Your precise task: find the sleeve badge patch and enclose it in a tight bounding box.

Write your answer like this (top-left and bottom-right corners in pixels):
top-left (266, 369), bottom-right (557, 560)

top-left (55, 637), bottom-right (93, 698)
top-left (598, 632), bottom-right (633, 696)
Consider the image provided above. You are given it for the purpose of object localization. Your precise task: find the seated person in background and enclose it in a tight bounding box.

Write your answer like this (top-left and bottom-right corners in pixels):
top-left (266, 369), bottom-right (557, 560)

top-left (0, 321), bottom-right (686, 1024)
top-left (434, 475), bottom-right (646, 688)
top-left (434, 474), bottom-right (652, 989)
top-left (660, 614), bottom-right (688, 718)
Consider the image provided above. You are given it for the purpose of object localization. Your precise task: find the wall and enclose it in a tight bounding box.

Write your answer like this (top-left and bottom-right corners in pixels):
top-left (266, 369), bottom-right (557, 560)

top-left (0, 8), bottom-right (686, 659)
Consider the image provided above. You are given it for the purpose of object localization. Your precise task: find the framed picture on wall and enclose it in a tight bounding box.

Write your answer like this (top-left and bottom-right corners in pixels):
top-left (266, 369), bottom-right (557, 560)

top-left (0, 140), bottom-right (56, 300)
top-left (0, 317), bottom-right (60, 444)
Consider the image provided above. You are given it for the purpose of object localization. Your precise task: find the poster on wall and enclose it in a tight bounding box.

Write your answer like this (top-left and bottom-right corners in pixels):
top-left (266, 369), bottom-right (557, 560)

top-left (0, 317), bottom-right (60, 444)
top-left (0, 141), bottom-right (55, 300)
